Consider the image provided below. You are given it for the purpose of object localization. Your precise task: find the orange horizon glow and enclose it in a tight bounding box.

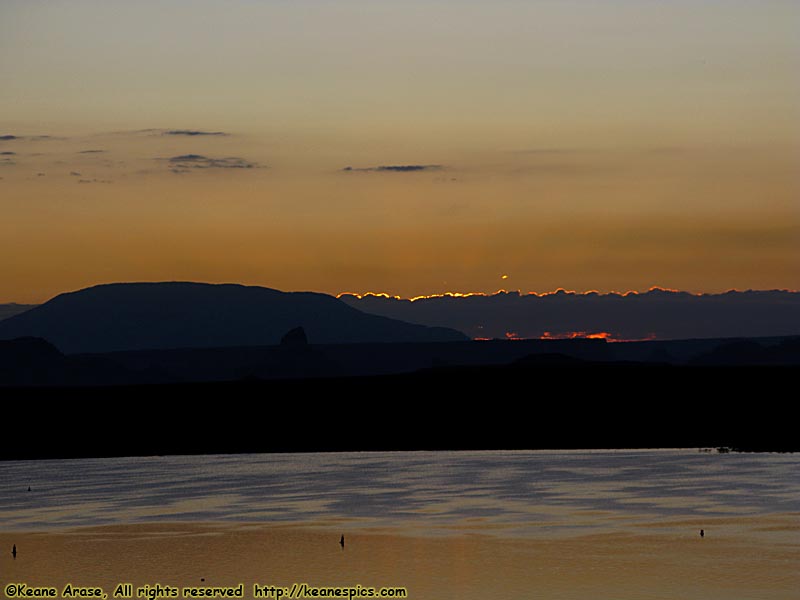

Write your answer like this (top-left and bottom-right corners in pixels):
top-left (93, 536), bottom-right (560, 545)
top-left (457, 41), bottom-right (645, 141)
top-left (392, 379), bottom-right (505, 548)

top-left (467, 331), bottom-right (661, 343)
top-left (541, 331), bottom-right (614, 340)
top-left (539, 331), bottom-right (659, 343)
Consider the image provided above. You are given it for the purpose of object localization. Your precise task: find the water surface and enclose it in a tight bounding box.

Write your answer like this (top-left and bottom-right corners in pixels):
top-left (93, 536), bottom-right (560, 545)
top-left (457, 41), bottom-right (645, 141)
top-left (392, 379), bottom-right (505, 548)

top-left (1, 449), bottom-right (797, 540)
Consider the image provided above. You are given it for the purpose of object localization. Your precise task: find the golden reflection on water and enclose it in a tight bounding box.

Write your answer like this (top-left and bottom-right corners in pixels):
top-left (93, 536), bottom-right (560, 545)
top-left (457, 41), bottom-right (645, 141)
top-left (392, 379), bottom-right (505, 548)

top-left (1, 520), bottom-right (798, 600)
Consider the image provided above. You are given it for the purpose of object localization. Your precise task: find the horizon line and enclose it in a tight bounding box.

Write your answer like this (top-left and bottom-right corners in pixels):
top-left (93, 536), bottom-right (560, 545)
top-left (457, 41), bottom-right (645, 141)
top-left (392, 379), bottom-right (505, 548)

top-left (4, 281), bottom-right (800, 305)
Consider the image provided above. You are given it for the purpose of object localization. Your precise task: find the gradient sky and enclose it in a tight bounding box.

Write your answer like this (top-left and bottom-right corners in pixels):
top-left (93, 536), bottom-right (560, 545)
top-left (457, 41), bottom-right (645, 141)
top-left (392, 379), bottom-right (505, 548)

top-left (1, 0), bottom-right (798, 303)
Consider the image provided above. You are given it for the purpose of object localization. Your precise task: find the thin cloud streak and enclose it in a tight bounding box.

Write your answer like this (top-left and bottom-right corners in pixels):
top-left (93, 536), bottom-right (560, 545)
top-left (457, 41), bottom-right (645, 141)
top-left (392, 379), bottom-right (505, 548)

top-left (342, 164), bottom-right (442, 173)
top-left (164, 130), bottom-right (229, 137)
top-left (164, 154), bottom-right (261, 172)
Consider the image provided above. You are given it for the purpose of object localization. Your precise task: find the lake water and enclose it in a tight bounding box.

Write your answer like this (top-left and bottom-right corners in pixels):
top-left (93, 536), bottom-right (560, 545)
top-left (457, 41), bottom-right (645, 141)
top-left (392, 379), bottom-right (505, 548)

top-left (1, 450), bottom-right (798, 600)
top-left (1, 449), bottom-right (798, 538)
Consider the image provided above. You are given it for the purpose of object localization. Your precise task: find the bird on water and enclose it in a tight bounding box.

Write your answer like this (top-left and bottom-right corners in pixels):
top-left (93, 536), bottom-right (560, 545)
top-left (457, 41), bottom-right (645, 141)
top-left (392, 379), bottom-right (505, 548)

top-left (700, 529), bottom-right (705, 538)
top-left (12, 544), bottom-right (17, 559)
top-left (340, 535), bottom-right (345, 548)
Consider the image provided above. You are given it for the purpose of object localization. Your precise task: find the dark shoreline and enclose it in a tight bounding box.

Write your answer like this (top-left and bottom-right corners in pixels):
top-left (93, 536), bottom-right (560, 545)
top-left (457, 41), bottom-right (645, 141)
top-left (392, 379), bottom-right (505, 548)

top-left (3, 364), bottom-right (797, 459)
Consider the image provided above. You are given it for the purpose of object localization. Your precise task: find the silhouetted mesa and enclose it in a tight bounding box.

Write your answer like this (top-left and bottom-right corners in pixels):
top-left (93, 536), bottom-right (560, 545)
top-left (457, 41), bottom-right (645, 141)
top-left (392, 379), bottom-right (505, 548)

top-left (0, 282), bottom-right (467, 353)
top-left (281, 327), bottom-right (309, 347)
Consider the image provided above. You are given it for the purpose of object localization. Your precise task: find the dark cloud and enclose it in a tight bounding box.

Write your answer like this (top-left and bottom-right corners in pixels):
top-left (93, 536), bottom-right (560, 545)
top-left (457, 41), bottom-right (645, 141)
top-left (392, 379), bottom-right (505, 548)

top-left (70, 171), bottom-right (81, 176)
top-left (170, 154), bottom-right (207, 162)
top-left (378, 165), bottom-right (440, 172)
top-left (164, 130), bottom-right (228, 137)
top-left (0, 134), bottom-right (60, 142)
top-left (78, 149), bottom-right (106, 154)
top-left (0, 151), bottom-right (16, 155)
top-left (340, 289), bottom-right (800, 342)
top-left (342, 164), bottom-right (442, 173)
top-left (111, 128), bottom-right (229, 138)
top-left (78, 178), bottom-right (112, 184)
top-left (164, 154), bottom-right (261, 171)
top-left (0, 158), bottom-right (14, 167)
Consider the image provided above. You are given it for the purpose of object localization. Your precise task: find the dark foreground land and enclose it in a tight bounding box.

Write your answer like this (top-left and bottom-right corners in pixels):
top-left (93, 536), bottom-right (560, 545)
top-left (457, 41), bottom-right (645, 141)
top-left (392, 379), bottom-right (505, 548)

top-left (2, 362), bottom-right (796, 459)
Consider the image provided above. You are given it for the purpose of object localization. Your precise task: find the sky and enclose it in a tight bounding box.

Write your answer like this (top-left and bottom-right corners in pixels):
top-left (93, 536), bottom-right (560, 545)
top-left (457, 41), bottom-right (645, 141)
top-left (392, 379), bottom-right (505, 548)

top-left (1, 0), bottom-right (798, 303)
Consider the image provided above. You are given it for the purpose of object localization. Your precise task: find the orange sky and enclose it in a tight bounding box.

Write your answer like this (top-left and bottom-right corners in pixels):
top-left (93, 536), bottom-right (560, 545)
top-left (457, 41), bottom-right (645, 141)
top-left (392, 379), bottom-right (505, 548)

top-left (1, 1), bottom-right (798, 303)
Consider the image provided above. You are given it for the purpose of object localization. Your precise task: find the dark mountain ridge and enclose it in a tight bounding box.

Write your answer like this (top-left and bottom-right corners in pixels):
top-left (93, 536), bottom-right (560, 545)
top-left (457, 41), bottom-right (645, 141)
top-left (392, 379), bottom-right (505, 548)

top-left (0, 303), bottom-right (35, 321)
top-left (0, 282), bottom-right (467, 353)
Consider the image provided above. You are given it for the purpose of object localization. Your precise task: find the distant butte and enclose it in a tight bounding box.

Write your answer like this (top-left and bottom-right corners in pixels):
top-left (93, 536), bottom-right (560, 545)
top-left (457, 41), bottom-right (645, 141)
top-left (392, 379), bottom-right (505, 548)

top-left (0, 282), bottom-right (467, 354)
